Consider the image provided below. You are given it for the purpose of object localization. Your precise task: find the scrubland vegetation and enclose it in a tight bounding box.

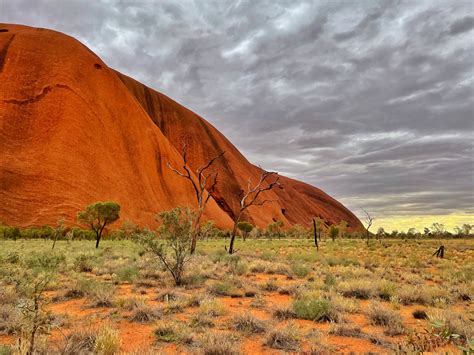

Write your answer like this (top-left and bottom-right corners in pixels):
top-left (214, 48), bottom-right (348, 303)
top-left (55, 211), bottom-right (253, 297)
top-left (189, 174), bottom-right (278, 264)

top-left (0, 206), bottom-right (472, 354)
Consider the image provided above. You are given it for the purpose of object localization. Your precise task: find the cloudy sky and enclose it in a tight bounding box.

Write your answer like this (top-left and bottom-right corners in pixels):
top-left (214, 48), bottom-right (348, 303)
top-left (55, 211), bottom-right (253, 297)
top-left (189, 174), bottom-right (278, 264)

top-left (1, 0), bottom-right (473, 231)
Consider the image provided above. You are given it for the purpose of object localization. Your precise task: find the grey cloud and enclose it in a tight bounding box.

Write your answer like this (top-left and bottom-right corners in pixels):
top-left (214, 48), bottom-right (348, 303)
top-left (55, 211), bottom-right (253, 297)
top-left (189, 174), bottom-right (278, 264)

top-left (449, 15), bottom-right (474, 35)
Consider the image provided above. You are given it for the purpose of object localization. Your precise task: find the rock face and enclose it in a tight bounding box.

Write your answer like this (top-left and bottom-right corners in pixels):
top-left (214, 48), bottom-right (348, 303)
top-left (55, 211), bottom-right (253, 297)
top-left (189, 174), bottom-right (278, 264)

top-left (0, 24), bottom-right (363, 230)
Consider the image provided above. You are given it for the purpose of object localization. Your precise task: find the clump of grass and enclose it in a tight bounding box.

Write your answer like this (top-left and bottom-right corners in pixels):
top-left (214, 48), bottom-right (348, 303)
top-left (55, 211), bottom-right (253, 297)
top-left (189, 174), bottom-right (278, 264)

top-left (265, 322), bottom-right (300, 351)
top-left (199, 334), bottom-right (239, 355)
top-left (0, 305), bottom-right (20, 335)
top-left (428, 309), bottom-right (474, 340)
top-left (337, 280), bottom-right (375, 299)
top-left (94, 326), bottom-right (121, 355)
top-left (154, 322), bottom-right (193, 344)
top-left (377, 280), bottom-right (397, 301)
top-left (115, 266), bottom-right (139, 283)
top-left (88, 282), bottom-right (116, 307)
top-left (262, 280), bottom-right (279, 292)
top-left (329, 324), bottom-right (364, 338)
top-left (366, 302), bottom-right (404, 336)
top-left (129, 306), bottom-right (161, 323)
top-left (329, 293), bottom-right (360, 313)
top-left (209, 281), bottom-right (239, 296)
top-left (250, 295), bottom-right (266, 308)
top-left (290, 263), bottom-right (310, 278)
top-left (273, 306), bottom-right (295, 321)
top-left (73, 254), bottom-right (96, 272)
top-left (198, 299), bottom-right (226, 317)
top-left (61, 329), bottom-right (96, 354)
top-left (183, 272), bottom-right (208, 288)
top-left (292, 297), bottom-right (341, 322)
top-left (190, 313), bottom-right (215, 329)
top-left (0, 288), bottom-right (17, 305)
top-left (397, 285), bottom-right (431, 305)
top-left (116, 297), bottom-right (145, 311)
top-left (231, 314), bottom-right (267, 334)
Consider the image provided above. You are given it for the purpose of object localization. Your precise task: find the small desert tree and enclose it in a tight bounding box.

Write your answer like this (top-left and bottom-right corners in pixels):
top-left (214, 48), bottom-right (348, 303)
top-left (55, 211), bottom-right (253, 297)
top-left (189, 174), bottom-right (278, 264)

top-left (51, 218), bottom-right (65, 250)
top-left (328, 225), bottom-right (339, 241)
top-left (237, 221), bottom-right (253, 241)
top-left (313, 217), bottom-right (325, 241)
top-left (267, 220), bottom-right (284, 239)
top-left (167, 144), bottom-right (225, 254)
top-left (362, 209), bottom-right (374, 246)
top-left (200, 220), bottom-right (219, 241)
top-left (135, 207), bottom-right (194, 286)
top-left (77, 201), bottom-right (120, 248)
top-left (228, 171), bottom-right (280, 254)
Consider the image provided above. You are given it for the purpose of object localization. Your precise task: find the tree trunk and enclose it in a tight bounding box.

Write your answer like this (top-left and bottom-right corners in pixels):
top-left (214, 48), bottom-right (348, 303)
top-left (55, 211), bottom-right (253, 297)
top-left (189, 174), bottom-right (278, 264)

top-left (190, 207), bottom-right (204, 254)
top-left (228, 219), bottom-right (239, 254)
top-left (51, 232), bottom-right (58, 250)
top-left (432, 245), bottom-right (445, 258)
top-left (95, 232), bottom-right (101, 249)
top-left (313, 219), bottom-right (319, 251)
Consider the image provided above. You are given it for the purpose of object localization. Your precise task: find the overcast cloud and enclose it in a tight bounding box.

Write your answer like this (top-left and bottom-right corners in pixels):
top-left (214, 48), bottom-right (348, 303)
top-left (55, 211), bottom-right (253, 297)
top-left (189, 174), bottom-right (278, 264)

top-left (1, 0), bottom-right (473, 226)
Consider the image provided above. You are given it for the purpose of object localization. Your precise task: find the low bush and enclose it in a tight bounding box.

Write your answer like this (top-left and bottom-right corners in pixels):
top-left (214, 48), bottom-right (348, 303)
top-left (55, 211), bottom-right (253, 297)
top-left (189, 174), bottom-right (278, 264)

top-left (273, 306), bottom-right (295, 320)
top-left (73, 254), bottom-right (96, 272)
top-left (115, 266), bottom-right (139, 283)
top-left (129, 306), bottom-right (161, 323)
top-left (154, 322), bottom-right (192, 344)
top-left (231, 314), bottom-right (267, 334)
top-left (292, 297), bottom-right (340, 322)
top-left (337, 280), bottom-right (375, 299)
top-left (199, 334), bottom-right (239, 355)
top-left (329, 324), bottom-right (364, 338)
top-left (265, 322), bottom-right (300, 351)
top-left (94, 326), bottom-right (121, 355)
top-left (366, 302), bottom-right (404, 336)
top-left (291, 263), bottom-right (310, 278)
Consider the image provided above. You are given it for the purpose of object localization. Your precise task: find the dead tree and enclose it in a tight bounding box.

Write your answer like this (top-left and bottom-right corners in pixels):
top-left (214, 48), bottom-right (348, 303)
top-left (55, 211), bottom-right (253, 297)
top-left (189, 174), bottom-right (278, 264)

top-left (167, 143), bottom-right (225, 254)
top-left (312, 219), bottom-right (319, 251)
top-left (228, 171), bottom-right (280, 254)
top-left (362, 209), bottom-right (374, 246)
top-left (432, 245), bottom-right (445, 258)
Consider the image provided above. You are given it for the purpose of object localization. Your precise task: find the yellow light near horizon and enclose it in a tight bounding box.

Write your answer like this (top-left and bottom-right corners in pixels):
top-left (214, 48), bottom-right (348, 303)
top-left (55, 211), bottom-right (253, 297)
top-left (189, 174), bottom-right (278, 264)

top-left (370, 214), bottom-right (474, 233)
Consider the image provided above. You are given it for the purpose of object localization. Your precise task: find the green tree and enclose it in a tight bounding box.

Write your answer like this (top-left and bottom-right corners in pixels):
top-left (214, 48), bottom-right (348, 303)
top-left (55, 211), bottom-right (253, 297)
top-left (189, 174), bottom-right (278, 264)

top-left (77, 202), bottom-right (120, 248)
top-left (328, 225), bottom-right (339, 241)
top-left (135, 207), bottom-right (194, 286)
top-left (267, 220), bottom-right (284, 239)
top-left (237, 221), bottom-right (253, 241)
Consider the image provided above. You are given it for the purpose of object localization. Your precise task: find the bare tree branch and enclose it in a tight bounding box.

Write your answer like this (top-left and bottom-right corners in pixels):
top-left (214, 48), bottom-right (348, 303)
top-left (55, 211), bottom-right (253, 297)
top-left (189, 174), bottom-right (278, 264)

top-left (228, 171), bottom-right (281, 254)
top-left (167, 143), bottom-right (225, 253)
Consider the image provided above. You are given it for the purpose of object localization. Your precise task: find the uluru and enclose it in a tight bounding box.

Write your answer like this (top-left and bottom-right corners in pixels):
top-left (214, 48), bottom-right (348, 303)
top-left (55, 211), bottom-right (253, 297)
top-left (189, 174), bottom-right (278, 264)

top-left (0, 23), bottom-right (362, 231)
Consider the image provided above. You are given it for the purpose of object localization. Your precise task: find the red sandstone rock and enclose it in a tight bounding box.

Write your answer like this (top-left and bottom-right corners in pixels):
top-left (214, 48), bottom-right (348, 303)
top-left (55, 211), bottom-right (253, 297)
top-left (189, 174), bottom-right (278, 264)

top-left (0, 24), bottom-right (363, 231)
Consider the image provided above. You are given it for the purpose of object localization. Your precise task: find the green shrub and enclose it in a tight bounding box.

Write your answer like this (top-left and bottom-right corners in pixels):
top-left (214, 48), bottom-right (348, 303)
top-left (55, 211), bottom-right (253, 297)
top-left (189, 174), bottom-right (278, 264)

top-left (25, 252), bottom-right (66, 271)
top-left (115, 266), bottom-right (139, 283)
top-left (292, 298), bottom-right (335, 322)
top-left (291, 263), bottom-right (310, 278)
top-left (4, 252), bottom-right (20, 264)
top-left (73, 254), bottom-right (96, 272)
